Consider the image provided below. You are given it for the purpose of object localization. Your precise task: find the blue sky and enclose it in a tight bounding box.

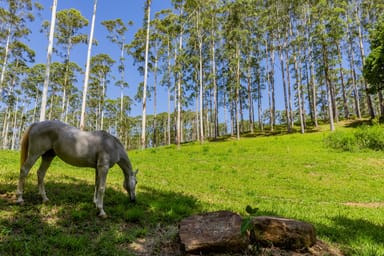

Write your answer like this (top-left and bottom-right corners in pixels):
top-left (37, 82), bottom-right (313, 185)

top-left (29, 0), bottom-right (173, 116)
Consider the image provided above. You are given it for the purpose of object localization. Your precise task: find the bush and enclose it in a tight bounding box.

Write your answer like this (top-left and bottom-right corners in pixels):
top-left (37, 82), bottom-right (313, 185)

top-left (325, 125), bottom-right (384, 151)
top-left (325, 131), bottom-right (358, 152)
top-left (355, 125), bottom-right (384, 150)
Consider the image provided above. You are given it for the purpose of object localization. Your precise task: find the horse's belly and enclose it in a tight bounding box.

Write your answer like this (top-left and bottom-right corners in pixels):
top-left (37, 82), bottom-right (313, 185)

top-left (58, 154), bottom-right (97, 168)
top-left (53, 140), bottom-right (98, 168)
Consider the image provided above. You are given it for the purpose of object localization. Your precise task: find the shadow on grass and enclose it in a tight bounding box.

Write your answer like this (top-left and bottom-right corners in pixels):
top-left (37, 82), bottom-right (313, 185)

top-left (344, 119), bottom-right (373, 128)
top-left (315, 215), bottom-right (384, 253)
top-left (0, 179), bottom-right (201, 256)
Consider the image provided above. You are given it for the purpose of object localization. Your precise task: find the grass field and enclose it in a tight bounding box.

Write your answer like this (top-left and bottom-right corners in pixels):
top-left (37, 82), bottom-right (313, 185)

top-left (1, 122), bottom-right (384, 255)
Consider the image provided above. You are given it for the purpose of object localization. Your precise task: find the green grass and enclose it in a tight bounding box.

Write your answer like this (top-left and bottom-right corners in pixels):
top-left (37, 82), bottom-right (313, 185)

top-left (1, 123), bottom-right (384, 255)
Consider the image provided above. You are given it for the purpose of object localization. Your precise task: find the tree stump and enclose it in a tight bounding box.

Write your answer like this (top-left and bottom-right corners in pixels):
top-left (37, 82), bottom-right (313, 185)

top-left (179, 211), bottom-right (249, 254)
top-left (251, 216), bottom-right (316, 250)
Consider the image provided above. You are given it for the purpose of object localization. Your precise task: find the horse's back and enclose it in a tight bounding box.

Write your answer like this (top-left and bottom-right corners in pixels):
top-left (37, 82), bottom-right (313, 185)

top-left (26, 120), bottom-right (123, 168)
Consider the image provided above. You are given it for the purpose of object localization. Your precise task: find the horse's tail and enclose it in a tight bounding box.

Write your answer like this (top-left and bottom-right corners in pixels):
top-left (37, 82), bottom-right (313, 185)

top-left (20, 124), bottom-right (34, 168)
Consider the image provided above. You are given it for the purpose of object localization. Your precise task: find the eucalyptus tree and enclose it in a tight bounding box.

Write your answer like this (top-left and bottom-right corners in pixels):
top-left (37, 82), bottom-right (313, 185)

top-left (22, 63), bottom-right (45, 123)
top-left (363, 14), bottom-right (384, 115)
top-left (40, 0), bottom-right (57, 121)
top-left (171, 0), bottom-right (186, 147)
top-left (222, 0), bottom-right (250, 139)
top-left (0, 0), bottom-right (37, 101)
top-left (155, 9), bottom-right (178, 145)
top-left (311, 0), bottom-right (338, 131)
top-left (88, 53), bottom-right (115, 131)
top-left (182, 0), bottom-right (209, 142)
top-left (149, 11), bottom-right (174, 147)
top-left (80, 0), bottom-right (97, 130)
top-left (206, 0), bottom-right (221, 138)
top-left (48, 61), bottom-right (81, 122)
top-left (48, 8), bottom-right (88, 123)
top-left (359, 0), bottom-right (384, 117)
top-left (101, 18), bottom-right (132, 137)
top-left (1, 40), bottom-right (34, 149)
top-left (345, 3), bottom-right (362, 119)
top-left (354, 1), bottom-right (375, 118)
top-left (139, 0), bottom-right (152, 149)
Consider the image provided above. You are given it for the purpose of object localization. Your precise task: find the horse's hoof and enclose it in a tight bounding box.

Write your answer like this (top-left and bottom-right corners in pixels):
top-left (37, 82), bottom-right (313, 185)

top-left (98, 212), bottom-right (108, 219)
top-left (42, 198), bottom-right (49, 204)
top-left (16, 199), bottom-right (24, 205)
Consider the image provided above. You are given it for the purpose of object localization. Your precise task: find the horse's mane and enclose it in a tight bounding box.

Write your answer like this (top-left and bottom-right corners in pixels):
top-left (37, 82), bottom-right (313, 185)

top-left (97, 130), bottom-right (125, 148)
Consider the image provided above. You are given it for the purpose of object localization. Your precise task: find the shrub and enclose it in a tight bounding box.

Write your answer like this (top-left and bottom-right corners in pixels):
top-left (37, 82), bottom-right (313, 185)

top-left (355, 125), bottom-right (384, 150)
top-left (325, 125), bottom-right (384, 151)
top-left (324, 131), bottom-right (358, 152)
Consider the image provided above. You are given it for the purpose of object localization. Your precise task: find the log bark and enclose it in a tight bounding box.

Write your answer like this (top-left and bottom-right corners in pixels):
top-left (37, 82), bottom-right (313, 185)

top-left (179, 211), bottom-right (248, 254)
top-left (251, 216), bottom-right (316, 250)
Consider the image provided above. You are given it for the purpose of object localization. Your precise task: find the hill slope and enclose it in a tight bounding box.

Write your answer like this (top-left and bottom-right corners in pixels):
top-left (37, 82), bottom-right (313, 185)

top-left (1, 127), bottom-right (384, 255)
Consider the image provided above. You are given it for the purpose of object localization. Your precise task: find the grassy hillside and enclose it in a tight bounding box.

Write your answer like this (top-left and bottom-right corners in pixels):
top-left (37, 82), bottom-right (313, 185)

top-left (1, 124), bottom-right (384, 255)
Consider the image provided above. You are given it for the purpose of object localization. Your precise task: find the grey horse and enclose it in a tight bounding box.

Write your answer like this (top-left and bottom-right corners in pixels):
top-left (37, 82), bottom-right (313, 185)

top-left (16, 120), bottom-right (138, 217)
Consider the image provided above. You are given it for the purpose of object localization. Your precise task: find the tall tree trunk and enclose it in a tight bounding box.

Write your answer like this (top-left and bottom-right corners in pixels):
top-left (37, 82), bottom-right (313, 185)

top-left (0, 25), bottom-right (11, 100)
top-left (293, 46), bottom-right (305, 134)
top-left (246, 63), bottom-right (254, 134)
top-left (198, 12), bottom-right (204, 143)
top-left (141, 0), bottom-right (151, 149)
top-left (176, 9), bottom-right (184, 148)
top-left (40, 0), bottom-right (57, 121)
top-left (265, 38), bottom-right (275, 131)
top-left (322, 43), bottom-right (335, 131)
top-left (153, 50), bottom-right (158, 147)
top-left (284, 49), bottom-right (294, 128)
top-left (356, 7), bottom-right (375, 119)
top-left (337, 43), bottom-right (349, 119)
top-left (211, 28), bottom-right (219, 139)
top-left (348, 37), bottom-right (361, 119)
top-left (278, 40), bottom-right (291, 133)
top-left (11, 98), bottom-right (19, 150)
top-left (235, 46), bottom-right (240, 140)
top-left (80, 0), bottom-right (97, 130)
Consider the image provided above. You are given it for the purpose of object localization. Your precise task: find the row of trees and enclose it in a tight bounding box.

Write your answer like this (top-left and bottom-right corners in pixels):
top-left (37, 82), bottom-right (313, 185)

top-left (0, 0), bottom-right (383, 150)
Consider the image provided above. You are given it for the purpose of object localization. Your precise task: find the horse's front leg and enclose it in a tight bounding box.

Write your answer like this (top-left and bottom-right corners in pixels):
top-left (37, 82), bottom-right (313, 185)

top-left (93, 169), bottom-right (99, 205)
top-left (95, 165), bottom-right (109, 218)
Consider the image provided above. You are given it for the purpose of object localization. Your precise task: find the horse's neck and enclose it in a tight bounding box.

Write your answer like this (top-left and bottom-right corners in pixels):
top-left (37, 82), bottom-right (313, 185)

top-left (118, 151), bottom-right (133, 176)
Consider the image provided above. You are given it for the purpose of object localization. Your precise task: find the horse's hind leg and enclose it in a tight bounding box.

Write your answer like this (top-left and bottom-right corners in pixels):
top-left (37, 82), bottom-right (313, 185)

top-left (37, 151), bottom-right (55, 203)
top-left (16, 154), bottom-right (40, 204)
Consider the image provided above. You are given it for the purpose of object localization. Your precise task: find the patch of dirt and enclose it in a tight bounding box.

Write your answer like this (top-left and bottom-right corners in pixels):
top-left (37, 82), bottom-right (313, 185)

top-left (343, 202), bottom-right (384, 208)
top-left (128, 224), bottom-right (183, 256)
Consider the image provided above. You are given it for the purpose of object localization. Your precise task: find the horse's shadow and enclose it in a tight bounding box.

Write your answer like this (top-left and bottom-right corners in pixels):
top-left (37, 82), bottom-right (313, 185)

top-left (0, 178), bottom-right (201, 255)
top-left (10, 178), bottom-right (201, 221)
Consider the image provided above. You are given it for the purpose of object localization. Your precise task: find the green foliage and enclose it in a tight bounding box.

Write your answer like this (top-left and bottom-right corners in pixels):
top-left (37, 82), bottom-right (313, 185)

top-left (240, 205), bottom-right (259, 236)
top-left (326, 124), bottom-right (384, 151)
top-left (325, 130), bottom-right (359, 152)
top-left (364, 14), bottom-right (384, 92)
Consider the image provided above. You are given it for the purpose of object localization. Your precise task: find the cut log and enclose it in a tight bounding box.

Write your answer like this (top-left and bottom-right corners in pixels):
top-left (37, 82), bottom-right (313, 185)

top-left (179, 211), bottom-right (249, 254)
top-left (251, 216), bottom-right (316, 250)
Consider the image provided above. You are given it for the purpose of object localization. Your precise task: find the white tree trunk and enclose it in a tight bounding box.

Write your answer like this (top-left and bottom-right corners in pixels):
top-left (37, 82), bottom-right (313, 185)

top-left (80, 0), bottom-right (97, 130)
top-left (0, 25), bottom-right (11, 99)
top-left (141, 0), bottom-right (151, 149)
top-left (40, 0), bottom-right (57, 121)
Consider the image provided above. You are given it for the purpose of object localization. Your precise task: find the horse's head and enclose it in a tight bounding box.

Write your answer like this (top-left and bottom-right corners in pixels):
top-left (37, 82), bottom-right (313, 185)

top-left (124, 169), bottom-right (138, 202)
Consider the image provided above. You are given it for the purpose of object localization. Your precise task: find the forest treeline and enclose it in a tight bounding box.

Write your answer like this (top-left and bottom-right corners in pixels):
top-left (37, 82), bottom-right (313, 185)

top-left (0, 0), bottom-right (383, 150)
